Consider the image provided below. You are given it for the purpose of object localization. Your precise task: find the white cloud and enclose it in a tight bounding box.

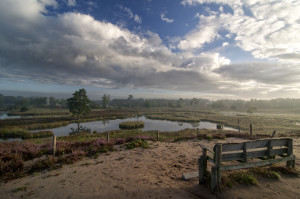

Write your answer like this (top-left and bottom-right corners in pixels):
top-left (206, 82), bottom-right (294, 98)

top-left (160, 14), bottom-right (174, 23)
top-left (178, 14), bottom-right (220, 50)
top-left (119, 5), bottom-right (142, 24)
top-left (67, 0), bottom-right (76, 7)
top-left (134, 15), bottom-right (142, 23)
top-left (180, 0), bottom-right (300, 63)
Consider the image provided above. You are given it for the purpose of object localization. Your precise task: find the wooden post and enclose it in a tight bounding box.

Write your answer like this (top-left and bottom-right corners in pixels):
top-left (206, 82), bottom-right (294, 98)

top-left (271, 130), bottom-right (276, 138)
top-left (250, 124), bottom-right (253, 136)
top-left (156, 130), bottom-right (159, 141)
top-left (211, 166), bottom-right (218, 193)
top-left (53, 135), bottom-right (56, 156)
top-left (267, 140), bottom-right (272, 159)
top-left (198, 157), bottom-right (204, 184)
top-left (197, 128), bottom-right (199, 137)
top-left (106, 132), bottom-right (109, 142)
top-left (286, 138), bottom-right (294, 167)
top-left (238, 119), bottom-right (240, 133)
top-left (215, 144), bottom-right (222, 183)
top-left (243, 142), bottom-right (247, 163)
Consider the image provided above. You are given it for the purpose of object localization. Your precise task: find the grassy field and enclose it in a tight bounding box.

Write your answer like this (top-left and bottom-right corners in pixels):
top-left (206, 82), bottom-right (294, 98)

top-left (1, 107), bottom-right (300, 137)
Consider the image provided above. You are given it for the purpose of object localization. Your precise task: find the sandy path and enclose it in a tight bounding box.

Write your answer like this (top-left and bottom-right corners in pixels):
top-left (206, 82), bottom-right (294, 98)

top-left (1, 138), bottom-right (300, 199)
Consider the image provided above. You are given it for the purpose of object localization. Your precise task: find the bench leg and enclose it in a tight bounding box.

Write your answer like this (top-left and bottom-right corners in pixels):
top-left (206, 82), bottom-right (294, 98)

top-left (287, 156), bottom-right (296, 168)
top-left (198, 156), bottom-right (207, 184)
top-left (210, 166), bottom-right (218, 193)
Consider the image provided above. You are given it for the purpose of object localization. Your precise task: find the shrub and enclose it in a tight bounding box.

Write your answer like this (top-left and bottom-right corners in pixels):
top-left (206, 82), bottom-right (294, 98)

top-left (29, 155), bottom-right (59, 173)
top-left (230, 172), bottom-right (257, 185)
top-left (119, 121), bottom-right (144, 130)
top-left (126, 139), bottom-right (148, 149)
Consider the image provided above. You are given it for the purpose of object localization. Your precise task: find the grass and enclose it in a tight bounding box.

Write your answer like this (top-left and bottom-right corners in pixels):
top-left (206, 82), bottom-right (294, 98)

top-left (125, 139), bottom-right (148, 149)
top-left (119, 121), bottom-right (144, 129)
top-left (3, 107), bottom-right (300, 136)
top-left (218, 165), bottom-right (299, 191)
top-left (0, 128), bottom-right (53, 139)
top-left (12, 186), bottom-right (27, 193)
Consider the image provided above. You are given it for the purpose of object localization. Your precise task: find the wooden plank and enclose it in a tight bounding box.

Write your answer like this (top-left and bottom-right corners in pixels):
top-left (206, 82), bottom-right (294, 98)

top-left (222, 148), bottom-right (288, 162)
top-left (270, 138), bottom-right (289, 147)
top-left (182, 171), bottom-right (198, 181)
top-left (221, 138), bottom-right (290, 152)
top-left (200, 144), bottom-right (214, 153)
top-left (221, 143), bottom-right (243, 152)
top-left (220, 156), bottom-right (295, 171)
top-left (271, 148), bottom-right (288, 156)
top-left (223, 150), bottom-right (267, 161)
top-left (246, 140), bottom-right (268, 149)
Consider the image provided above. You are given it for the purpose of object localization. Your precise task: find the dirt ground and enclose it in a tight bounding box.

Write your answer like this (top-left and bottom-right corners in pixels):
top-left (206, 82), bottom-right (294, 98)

top-left (1, 137), bottom-right (300, 199)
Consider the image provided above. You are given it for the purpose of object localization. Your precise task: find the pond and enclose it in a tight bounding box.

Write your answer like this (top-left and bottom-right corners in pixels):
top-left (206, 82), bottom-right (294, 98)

top-left (33, 116), bottom-right (237, 137)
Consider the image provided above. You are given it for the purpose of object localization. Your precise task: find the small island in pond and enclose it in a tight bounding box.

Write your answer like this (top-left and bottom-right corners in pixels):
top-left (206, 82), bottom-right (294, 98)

top-left (119, 121), bottom-right (144, 130)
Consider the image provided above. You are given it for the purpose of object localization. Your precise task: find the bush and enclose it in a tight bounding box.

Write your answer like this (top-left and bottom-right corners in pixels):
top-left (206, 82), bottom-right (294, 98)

top-left (29, 155), bottom-right (59, 173)
top-left (119, 121), bottom-right (144, 130)
top-left (126, 139), bottom-right (148, 149)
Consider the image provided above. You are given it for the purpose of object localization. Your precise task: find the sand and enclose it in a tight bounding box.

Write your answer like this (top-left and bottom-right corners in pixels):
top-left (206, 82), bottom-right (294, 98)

top-left (1, 137), bottom-right (299, 199)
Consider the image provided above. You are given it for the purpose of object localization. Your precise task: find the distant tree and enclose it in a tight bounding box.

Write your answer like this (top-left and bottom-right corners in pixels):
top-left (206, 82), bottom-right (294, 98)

top-left (128, 95), bottom-right (133, 108)
top-left (67, 89), bottom-right (91, 133)
top-left (177, 98), bottom-right (184, 108)
top-left (191, 98), bottom-right (199, 109)
top-left (89, 101), bottom-right (100, 109)
top-left (247, 107), bottom-right (253, 114)
top-left (144, 100), bottom-right (151, 109)
top-left (20, 106), bottom-right (29, 112)
top-left (102, 94), bottom-right (110, 109)
top-left (0, 94), bottom-right (3, 107)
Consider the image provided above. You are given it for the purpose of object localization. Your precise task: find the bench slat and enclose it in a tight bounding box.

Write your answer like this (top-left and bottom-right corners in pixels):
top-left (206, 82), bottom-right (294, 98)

top-left (222, 148), bottom-right (288, 161)
top-left (220, 155), bottom-right (295, 171)
top-left (220, 138), bottom-right (291, 152)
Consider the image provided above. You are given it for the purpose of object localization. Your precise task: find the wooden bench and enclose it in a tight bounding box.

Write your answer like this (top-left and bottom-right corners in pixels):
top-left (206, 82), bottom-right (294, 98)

top-left (198, 138), bottom-right (296, 192)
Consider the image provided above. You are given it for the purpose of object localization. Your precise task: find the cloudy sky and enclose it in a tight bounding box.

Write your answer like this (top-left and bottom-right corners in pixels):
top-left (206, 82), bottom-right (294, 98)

top-left (0, 0), bottom-right (299, 99)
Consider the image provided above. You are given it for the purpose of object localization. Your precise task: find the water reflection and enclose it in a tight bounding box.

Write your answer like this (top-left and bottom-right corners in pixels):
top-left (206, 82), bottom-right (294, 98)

top-left (102, 120), bottom-right (110, 126)
top-left (177, 121), bottom-right (183, 126)
top-left (191, 122), bottom-right (200, 128)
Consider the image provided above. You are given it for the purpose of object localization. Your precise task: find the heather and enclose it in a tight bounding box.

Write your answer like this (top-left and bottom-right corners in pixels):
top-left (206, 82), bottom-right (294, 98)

top-left (0, 135), bottom-right (155, 181)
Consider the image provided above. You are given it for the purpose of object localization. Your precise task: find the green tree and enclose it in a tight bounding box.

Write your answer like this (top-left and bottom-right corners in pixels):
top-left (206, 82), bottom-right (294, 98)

top-left (144, 100), bottom-right (151, 109)
top-left (102, 94), bottom-right (110, 109)
top-left (177, 98), bottom-right (184, 108)
top-left (128, 95), bottom-right (133, 108)
top-left (191, 98), bottom-right (199, 110)
top-left (67, 89), bottom-right (91, 133)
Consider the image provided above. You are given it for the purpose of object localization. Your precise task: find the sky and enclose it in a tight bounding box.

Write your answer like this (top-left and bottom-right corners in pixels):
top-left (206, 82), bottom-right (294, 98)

top-left (0, 0), bottom-right (299, 100)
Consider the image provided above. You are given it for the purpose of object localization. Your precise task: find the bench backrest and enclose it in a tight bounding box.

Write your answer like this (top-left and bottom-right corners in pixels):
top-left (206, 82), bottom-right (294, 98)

top-left (213, 138), bottom-right (293, 163)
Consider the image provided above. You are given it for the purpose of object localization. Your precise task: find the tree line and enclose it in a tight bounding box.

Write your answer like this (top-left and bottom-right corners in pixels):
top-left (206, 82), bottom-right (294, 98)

top-left (1, 92), bottom-right (300, 111)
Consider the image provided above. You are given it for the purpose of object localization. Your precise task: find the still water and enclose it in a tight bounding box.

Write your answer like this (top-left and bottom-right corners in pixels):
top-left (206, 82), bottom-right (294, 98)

top-left (33, 116), bottom-right (237, 137)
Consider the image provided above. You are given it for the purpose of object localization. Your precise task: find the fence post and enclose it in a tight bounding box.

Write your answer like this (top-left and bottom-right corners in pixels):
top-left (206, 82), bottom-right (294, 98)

top-left (106, 132), bottom-right (109, 142)
top-left (271, 130), bottom-right (276, 138)
top-left (157, 130), bottom-right (159, 141)
top-left (53, 135), bottom-right (56, 156)
top-left (250, 124), bottom-right (253, 136)
top-left (197, 128), bottom-right (199, 137)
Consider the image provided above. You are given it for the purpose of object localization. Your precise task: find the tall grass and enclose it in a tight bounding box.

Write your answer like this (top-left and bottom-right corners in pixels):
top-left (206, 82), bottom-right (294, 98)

top-left (0, 128), bottom-right (53, 139)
